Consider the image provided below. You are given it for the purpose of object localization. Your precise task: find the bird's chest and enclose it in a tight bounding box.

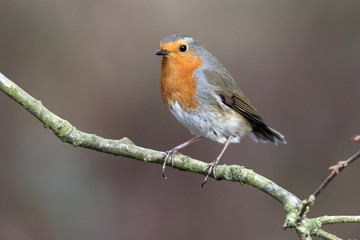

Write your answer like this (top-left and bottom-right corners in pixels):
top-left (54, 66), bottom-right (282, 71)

top-left (159, 57), bottom-right (201, 110)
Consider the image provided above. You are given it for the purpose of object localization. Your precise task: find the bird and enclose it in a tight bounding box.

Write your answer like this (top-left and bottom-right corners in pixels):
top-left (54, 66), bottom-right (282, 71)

top-left (155, 34), bottom-right (286, 186)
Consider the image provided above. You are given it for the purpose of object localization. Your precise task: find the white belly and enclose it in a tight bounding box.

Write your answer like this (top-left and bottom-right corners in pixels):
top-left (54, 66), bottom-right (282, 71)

top-left (169, 101), bottom-right (251, 144)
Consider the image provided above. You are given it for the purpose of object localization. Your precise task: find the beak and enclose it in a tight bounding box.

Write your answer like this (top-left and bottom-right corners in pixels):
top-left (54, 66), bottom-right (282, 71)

top-left (155, 49), bottom-right (170, 55)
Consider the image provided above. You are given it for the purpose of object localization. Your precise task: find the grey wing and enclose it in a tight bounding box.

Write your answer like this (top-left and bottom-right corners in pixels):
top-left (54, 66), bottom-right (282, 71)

top-left (204, 69), bottom-right (286, 144)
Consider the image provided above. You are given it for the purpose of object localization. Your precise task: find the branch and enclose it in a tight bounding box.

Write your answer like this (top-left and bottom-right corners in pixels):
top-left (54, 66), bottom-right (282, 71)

top-left (1, 72), bottom-right (359, 239)
top-left (0, 72), bottom-right (301, 213)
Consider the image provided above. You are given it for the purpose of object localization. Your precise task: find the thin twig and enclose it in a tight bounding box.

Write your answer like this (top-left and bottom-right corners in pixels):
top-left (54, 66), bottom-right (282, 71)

top-left (298, 147), bottom-right (360, 220)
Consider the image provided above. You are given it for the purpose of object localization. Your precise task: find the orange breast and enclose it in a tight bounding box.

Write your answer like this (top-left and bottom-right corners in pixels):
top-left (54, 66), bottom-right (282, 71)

top-left (160, 52), bottom-right (202, 110)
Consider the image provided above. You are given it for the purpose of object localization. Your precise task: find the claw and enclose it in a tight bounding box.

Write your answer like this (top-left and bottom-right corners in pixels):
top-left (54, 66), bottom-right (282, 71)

top-left (161, 169), bottom-right (167, 179)
top-left (161, 156), bottom-right (168, 179)
top-left (161, 153), bottom-right (168, 179)
top-left (201, 161), bottom-right (218, 187)
top-left (201, 178), bottom-right (208, 188)
top-left (161, 149), bottom-right (177, 179)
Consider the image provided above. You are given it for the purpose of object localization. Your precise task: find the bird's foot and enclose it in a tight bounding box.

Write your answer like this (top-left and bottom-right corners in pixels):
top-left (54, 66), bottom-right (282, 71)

top-left (161, 148), bottom-right (179, 179)
top-left (201, 160), bottom-right (219, 187)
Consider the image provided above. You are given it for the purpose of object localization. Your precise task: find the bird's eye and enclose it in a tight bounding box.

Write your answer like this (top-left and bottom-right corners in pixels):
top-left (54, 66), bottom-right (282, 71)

top-left (179, 45), bottom-right (187, 52)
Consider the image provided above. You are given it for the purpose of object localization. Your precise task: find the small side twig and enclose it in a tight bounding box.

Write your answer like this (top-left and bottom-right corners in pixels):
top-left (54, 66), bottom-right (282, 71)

top-left (298, 136), bottom-right (360, 220)
top-left (314, 215), bottom-right (360, 225)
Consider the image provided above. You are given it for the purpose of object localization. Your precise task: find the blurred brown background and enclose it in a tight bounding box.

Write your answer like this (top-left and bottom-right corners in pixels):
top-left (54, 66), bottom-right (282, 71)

top-left (1, 0), bottom-right (360, 239)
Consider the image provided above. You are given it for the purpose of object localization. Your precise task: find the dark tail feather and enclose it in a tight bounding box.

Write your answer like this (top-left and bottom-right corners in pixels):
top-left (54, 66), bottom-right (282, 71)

top-left (248, 125), bottom-right (286, 145)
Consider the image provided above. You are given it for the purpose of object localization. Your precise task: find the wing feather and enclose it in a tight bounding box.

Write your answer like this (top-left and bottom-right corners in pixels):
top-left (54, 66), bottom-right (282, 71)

top-left (204, 69), bottom-right (286, 144)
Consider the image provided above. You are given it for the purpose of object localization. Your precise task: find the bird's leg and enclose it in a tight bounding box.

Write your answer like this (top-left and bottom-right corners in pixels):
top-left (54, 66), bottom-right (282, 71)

top-left (162, 136), bottom-right (202, 179)
top-left (202, 136), bottom-right (232, 187)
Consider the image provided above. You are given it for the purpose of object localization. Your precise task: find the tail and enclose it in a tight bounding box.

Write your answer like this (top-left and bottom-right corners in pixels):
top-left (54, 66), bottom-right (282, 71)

top-left (248, 124), bottom-right (287, 145)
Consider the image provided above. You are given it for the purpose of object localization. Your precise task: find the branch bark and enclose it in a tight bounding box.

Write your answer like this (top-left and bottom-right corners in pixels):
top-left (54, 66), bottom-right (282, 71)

top-left (314, 215), bottom-right (360, 225)
top-left (1, 72), bottom-right (359, 239)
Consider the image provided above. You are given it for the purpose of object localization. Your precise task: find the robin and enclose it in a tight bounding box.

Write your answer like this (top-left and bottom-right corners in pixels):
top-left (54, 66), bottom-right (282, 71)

top-left (155, 34), bottom-right (286, 186)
